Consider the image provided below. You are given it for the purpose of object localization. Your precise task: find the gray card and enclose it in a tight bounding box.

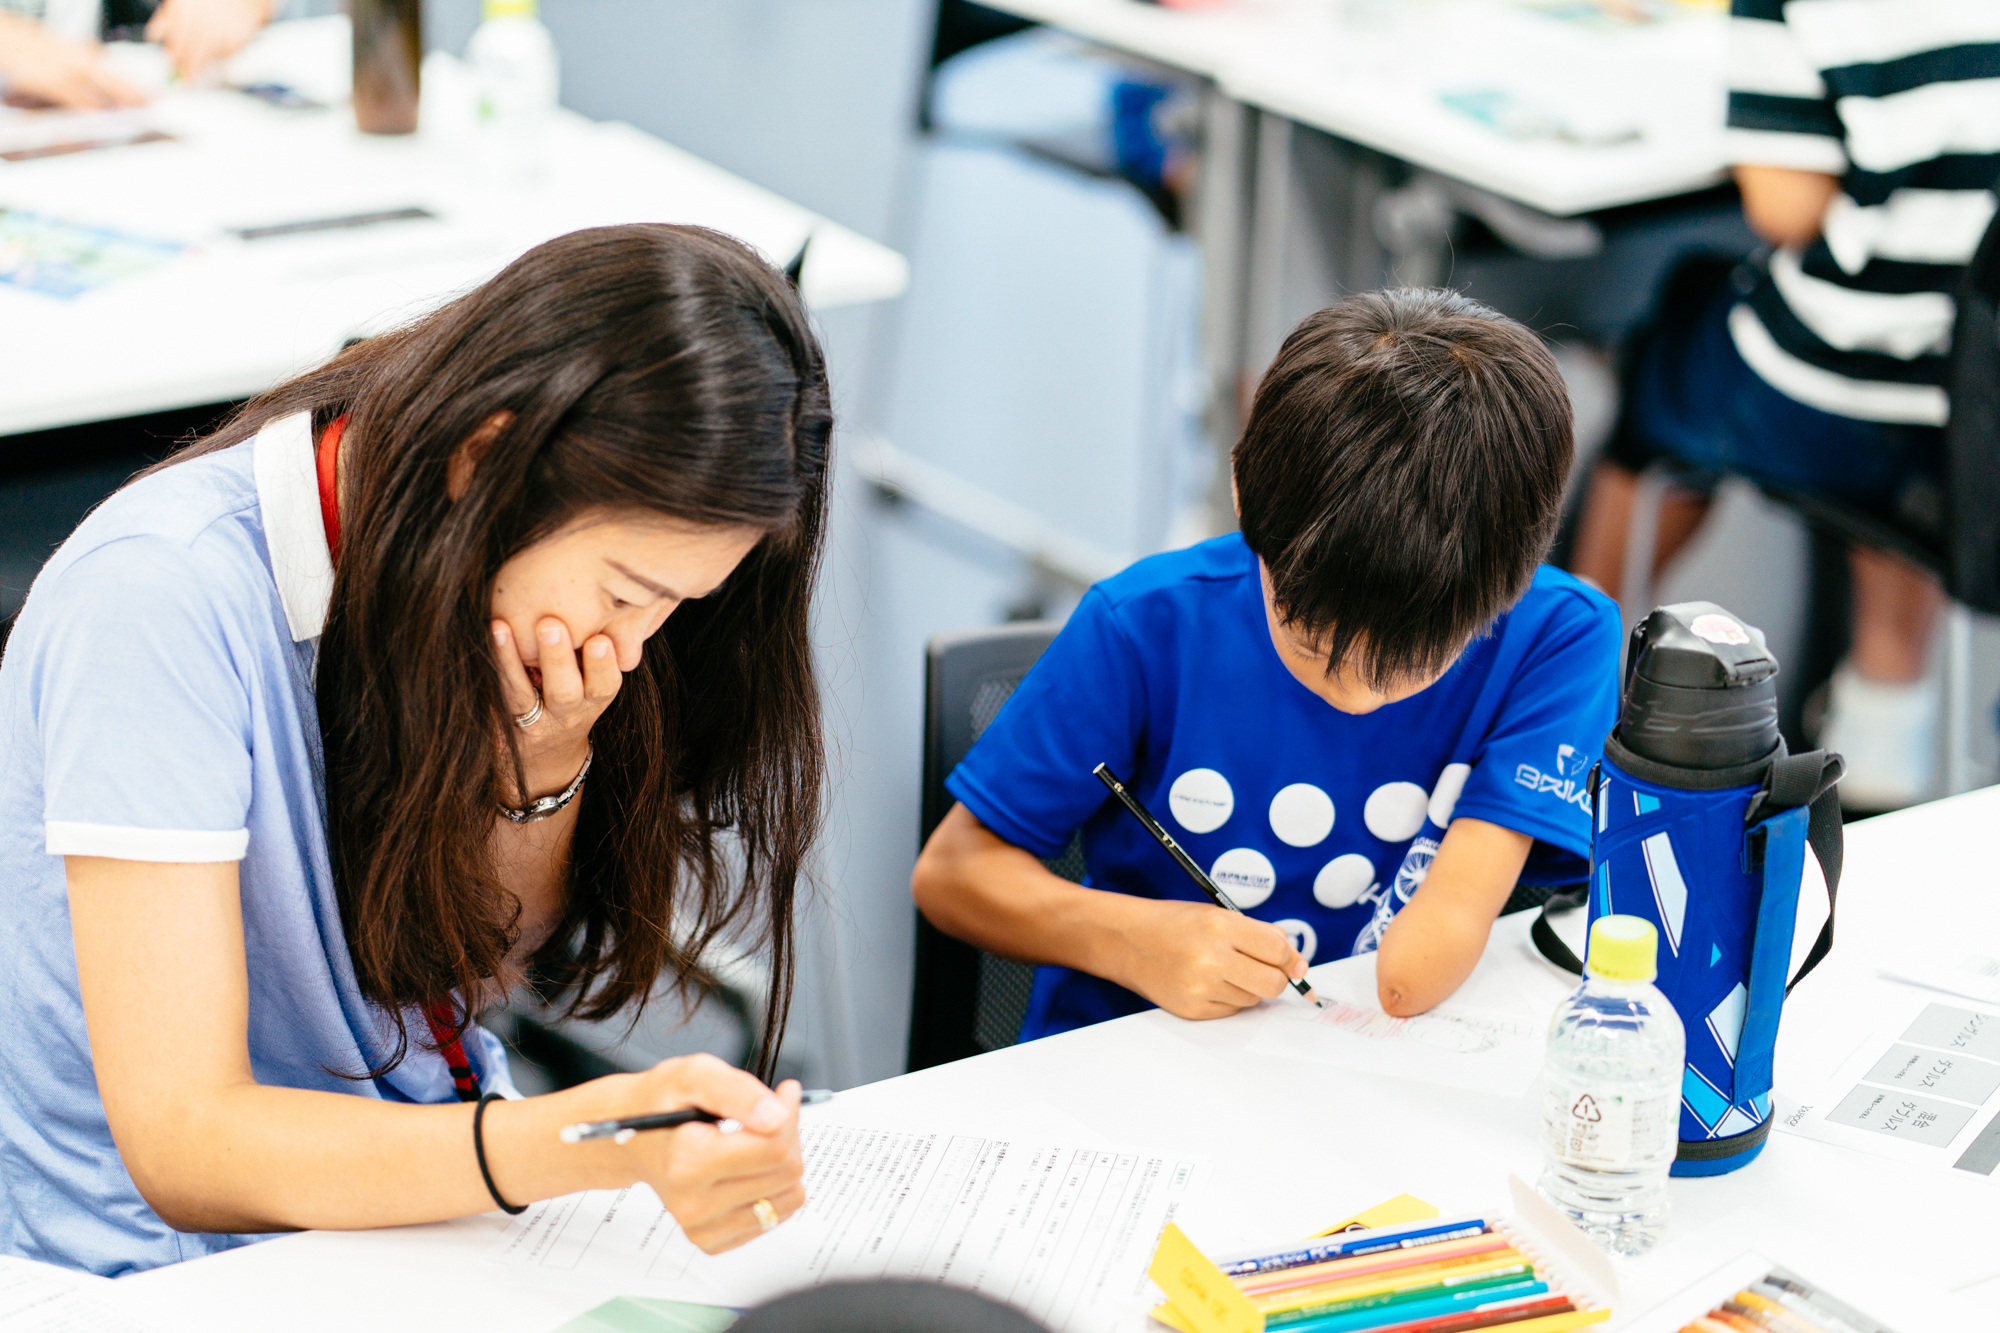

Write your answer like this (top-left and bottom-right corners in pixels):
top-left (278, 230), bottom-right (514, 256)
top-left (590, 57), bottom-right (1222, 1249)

top-left (1899, 1003), bottom-right (2000, 1062)
top-left (1825, 1085), bottom-right (1976, 1145)
top-left (1861, 1043), bottom-right (2000, 1106)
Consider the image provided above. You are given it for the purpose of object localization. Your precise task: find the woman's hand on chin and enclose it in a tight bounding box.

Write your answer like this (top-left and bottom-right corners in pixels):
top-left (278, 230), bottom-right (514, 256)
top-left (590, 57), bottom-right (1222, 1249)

top-left (615, 1054), bottom-right (806, 1254)
top-left (492, 617), bottom-right (620, 798)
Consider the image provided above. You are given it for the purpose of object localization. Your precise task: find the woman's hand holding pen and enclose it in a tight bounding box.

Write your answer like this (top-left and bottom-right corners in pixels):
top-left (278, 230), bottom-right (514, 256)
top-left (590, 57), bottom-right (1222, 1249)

top-left (610, 1056), bottom-right (806, 1255)
top-left (1115, 899), bottom-right (1309, 1021)
top-left (492, 616), bottom-right (619, 800)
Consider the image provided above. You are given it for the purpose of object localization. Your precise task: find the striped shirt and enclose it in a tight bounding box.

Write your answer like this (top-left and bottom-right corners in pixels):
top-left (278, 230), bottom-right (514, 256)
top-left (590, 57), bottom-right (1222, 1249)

top-left (1726, 0), bottom-right (2000, 425)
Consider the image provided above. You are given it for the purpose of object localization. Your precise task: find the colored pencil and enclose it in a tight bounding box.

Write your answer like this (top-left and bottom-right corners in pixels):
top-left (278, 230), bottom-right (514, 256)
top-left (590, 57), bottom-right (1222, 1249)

top-left (1359, 1296), bottom-right (1576, 1333)
top-left (1217, 1218), bottom-right (1494, 1277)
top-left (1257, 1252), bottom-right (1532, 1315)
top-left (1271, 1278), bottom-right (1551, 1333)
top-left (1240, 1237), bottom-right (1516, 1296)
top-left (1265, 1267), bottom-right (1537, 1327)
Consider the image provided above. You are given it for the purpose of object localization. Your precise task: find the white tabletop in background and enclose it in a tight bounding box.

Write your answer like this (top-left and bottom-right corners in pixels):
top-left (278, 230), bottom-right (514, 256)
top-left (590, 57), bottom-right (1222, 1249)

top-left (0, 17), bottom-right (909, 439)
top-left (980, 0), bottom-right (1729, 217)
top-left (105, 787), bottom-right (2000, 1330)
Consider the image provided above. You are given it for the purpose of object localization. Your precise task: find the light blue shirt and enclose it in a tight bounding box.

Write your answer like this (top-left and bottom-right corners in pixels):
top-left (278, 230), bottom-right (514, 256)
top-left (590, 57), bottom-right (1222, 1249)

top-left (0, 415), bottom-right (516, 1277)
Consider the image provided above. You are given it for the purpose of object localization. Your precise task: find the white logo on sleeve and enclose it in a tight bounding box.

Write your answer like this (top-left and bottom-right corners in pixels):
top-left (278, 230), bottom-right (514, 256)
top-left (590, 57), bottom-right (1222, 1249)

top-left (1312, 853), bottom-right (1377, 910)
top-left (1363, 782), bottom-right (1429, 842)
top-left (1514, 743), bottom-right (1593, 814)
top-left (1268, 783), bottom-right (1335, 847)
top-left (1168, 768), bottom-right (1234, 834)
top-left (1209, 847), bottom-right (1276, 908)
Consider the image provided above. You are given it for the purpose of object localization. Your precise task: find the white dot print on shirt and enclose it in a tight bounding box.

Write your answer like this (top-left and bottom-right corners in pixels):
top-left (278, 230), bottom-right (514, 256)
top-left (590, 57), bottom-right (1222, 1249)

top-left (1363, 781), bottom-right (1429, 842)
top-left (1168, 768), bottom-right (1234, 834)
top-left (1313, 853), bottom-right (1376, 910)
top-left (1268, 783), bottom-right (1334, 847)
top-left (1273, 918), bottom-right (1318, 964)
top-left (1428, 763), bottom-right (1472, 828)
top-left (1209, 847), bottom-right (1276, 909)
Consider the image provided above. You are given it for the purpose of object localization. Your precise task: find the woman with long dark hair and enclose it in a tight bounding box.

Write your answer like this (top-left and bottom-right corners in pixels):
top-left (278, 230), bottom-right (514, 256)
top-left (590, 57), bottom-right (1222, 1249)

top-left (0, 224), bottom-right (829, 1275)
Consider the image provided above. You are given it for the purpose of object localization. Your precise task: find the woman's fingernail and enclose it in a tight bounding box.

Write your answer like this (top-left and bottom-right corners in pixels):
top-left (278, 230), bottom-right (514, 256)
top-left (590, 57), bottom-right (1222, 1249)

top-left (492, 625), bottom-right (509, 647)
top-left (539, 625), bottom-right (562, 645)
top-left (589, 640), bottom-right (610, 658)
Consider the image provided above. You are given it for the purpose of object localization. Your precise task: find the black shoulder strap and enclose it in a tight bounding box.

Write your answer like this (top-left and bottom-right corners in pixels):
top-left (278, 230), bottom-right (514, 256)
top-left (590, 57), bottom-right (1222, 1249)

top-left (1531, 886), bottom-right (1589, 976)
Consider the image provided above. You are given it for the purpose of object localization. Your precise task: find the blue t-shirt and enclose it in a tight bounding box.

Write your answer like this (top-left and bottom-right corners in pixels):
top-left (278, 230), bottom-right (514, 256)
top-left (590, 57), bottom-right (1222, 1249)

top-left (946, 534), bottom-right (1622, 1041)
top-left (0, 416), bottom-right (515, 1277)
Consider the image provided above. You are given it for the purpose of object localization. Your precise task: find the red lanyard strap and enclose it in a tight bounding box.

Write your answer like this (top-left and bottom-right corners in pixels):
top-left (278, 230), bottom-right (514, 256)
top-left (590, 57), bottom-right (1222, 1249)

top-left (423, 1002), bottom-right (483, 1103)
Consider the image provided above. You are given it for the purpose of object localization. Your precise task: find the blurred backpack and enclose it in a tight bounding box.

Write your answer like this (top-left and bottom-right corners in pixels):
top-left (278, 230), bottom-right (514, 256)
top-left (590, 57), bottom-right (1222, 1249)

top-left (1945, 194), bottom-right (2000, 614)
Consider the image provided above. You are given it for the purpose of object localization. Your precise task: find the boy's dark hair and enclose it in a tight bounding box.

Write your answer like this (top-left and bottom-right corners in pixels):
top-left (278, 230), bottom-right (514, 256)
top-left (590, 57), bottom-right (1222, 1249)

top-left (1233, 288), bottom-right (1572, 690)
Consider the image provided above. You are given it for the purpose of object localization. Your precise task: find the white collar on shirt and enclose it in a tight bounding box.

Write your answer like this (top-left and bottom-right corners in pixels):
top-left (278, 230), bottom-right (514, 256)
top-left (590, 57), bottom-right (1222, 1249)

top-left (252, 411), bottom-right (334, 643)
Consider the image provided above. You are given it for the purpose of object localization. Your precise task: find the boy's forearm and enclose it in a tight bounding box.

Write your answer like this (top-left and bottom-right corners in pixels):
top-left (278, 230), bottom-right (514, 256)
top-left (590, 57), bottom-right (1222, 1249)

top-left (912, 803), bottom-right (1144, 985)
top-left (1374, 817), bottom-right (1532, 1016)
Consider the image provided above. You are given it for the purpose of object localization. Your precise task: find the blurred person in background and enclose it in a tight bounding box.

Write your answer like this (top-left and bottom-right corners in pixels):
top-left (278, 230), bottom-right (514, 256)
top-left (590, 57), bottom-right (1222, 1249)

top-left (1570, 0), bottom-right (1999, 812)
top-left (0, 0), bottom-right (284, 109)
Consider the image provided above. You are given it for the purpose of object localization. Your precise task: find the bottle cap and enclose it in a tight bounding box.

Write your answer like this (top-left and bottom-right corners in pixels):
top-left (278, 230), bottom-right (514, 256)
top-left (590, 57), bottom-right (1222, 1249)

top-left (484, 0), bottom-right (537, 17)
top-left (1585, 915), bottom-right (1658, 983)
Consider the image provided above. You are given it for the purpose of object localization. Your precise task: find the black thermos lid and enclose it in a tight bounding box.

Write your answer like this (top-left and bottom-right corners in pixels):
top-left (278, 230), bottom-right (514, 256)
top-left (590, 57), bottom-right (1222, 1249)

top-left (1620, 602), bottom-right (1781, 770)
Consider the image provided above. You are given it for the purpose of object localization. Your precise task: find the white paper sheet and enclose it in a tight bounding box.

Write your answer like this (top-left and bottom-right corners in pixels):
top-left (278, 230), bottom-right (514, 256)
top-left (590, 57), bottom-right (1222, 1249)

top-left (486, 1120), bottom-right (1205, 1333)
top-left (0, 1257), bottom-right (153, 1332)
top-left (1774, 986), bottom-right (2000, 1184)
top-left (1245, 996), bottom-right (1544, 1096)
top-left (1879, 944), bottom-right (2000, 1007)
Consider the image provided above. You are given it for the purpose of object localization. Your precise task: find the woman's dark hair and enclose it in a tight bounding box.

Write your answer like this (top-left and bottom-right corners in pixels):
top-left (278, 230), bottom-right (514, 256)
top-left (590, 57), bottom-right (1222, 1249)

top-left (1233, 288), bottom-right (1572, 690)
top-left (160, 224), bottom-right (831, 1080)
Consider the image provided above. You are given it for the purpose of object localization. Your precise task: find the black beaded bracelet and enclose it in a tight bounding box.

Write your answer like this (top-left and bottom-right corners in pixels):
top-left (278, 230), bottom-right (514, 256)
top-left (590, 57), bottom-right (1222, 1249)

top-left (474, 1092), bottom-right (527, 1216)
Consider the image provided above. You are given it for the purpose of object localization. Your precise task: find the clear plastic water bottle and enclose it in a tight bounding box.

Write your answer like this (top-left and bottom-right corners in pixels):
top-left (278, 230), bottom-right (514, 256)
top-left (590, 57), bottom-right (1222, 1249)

top-left (1538, 915), bottom-right (1685, 1257)
top-left (468, 0), bottom-right (559, 184)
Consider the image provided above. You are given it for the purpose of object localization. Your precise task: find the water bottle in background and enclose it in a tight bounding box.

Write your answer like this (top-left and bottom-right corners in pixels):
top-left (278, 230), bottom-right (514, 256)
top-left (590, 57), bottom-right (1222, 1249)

top-left (468, 0), bottom-right (559, 183)
top-left (1539, 915), bottom-right (1685, 1257)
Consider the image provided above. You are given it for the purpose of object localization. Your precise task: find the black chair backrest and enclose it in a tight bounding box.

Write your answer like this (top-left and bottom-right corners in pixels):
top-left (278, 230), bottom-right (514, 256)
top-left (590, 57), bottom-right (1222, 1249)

top-left (907, 622), bottom-right (1084, 1072)
top-left (1944, 193), bottom-right (2000, 614)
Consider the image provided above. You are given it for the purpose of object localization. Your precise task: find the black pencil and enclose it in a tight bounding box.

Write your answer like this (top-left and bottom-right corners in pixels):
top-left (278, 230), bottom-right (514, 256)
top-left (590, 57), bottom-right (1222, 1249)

top-left (1093, 763), bottom-right (1325, 1009)
top-left (560, 1089), bottom-right (834, 1144)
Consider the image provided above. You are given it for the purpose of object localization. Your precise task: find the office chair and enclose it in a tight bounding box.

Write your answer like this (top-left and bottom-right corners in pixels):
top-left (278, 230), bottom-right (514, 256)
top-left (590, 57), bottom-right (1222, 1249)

top-left (906, 621), bottom-right (1083, 1072)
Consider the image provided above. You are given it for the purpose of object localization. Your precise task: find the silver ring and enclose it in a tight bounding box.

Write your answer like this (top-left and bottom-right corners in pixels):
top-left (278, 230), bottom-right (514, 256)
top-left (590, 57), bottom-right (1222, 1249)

top-left (513, 696), bottom-right (544, 729)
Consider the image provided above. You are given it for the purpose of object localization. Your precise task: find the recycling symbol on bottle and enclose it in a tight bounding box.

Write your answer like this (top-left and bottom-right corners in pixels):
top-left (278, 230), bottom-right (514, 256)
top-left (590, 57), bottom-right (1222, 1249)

top-left (1570, 1094), bottom-right (1603, 1123)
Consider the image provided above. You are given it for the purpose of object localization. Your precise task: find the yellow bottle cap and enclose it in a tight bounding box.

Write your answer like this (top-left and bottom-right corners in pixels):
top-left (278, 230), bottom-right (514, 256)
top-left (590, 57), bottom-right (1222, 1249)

top-left (1585, 915), bottom-right (1659, 983)
top-left (484, 0), bottom-right (536, 17)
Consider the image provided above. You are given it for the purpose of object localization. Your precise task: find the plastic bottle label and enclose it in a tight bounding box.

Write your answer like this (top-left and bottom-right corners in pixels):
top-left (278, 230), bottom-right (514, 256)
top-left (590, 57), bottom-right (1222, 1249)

top-left (1544, 1081), bottom-right (1677, 1169)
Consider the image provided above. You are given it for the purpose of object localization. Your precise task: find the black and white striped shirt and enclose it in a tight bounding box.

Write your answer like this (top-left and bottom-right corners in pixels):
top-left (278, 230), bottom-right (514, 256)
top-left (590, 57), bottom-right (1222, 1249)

top-left (1727, 0), bottom-right (2000, 426)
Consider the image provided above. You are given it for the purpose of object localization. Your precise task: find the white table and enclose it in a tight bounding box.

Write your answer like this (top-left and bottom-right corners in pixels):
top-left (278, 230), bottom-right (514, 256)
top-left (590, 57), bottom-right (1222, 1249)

top-left (984, 0), bottom-right (1728, 218)
top-left (0, 17), bottom-right (909, 439)
top-left (105, 787), bottom-right (2000, 1330)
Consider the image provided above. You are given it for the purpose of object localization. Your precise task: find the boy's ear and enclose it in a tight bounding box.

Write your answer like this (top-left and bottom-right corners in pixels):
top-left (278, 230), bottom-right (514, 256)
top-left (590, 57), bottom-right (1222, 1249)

top-left (446, 410), bottom-right (516, 501)
top-left (1230, 475), bottom-right (1240, 521)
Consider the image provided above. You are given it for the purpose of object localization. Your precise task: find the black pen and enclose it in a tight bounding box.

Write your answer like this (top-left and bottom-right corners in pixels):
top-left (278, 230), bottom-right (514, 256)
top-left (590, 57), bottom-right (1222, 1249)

top-left (1094, 763), bottom-right (1326, 1009)
top-left (559, 1088), bottom-right (834, 1144)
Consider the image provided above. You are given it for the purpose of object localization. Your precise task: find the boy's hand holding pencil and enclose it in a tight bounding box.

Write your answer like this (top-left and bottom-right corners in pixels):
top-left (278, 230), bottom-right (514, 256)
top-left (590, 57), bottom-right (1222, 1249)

top-left (1114, 898), bottom-right (1315, 1021)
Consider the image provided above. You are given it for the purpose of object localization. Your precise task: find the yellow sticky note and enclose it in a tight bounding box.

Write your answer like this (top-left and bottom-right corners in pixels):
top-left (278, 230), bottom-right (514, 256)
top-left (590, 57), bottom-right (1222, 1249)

top-left (1308, 1193), bottom-right (1440, 1239)
top-left (1147, 1223), bottom-right (1264, 1333)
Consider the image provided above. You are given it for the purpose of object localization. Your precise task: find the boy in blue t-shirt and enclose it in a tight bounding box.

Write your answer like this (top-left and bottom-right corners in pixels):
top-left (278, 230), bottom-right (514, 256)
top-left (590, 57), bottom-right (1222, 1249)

top-left (912, 289), bottom-right (1623, 1042)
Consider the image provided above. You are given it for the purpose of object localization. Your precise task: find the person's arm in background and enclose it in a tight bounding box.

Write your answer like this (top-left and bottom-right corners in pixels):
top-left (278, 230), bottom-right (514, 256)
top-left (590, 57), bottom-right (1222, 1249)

top-left (145, 0), bottom-right (275, 80)
top-left (914, 804), bottom-right (1308, 1022)
top-left (0, 10), bottom-right (143, 107)
top-left (1373, 819), bottom-right (1532, 1016)
top-left (1725, 0), bottom-right (1845, 246)
top-left (1735, 165), bottom-right (1839, 247)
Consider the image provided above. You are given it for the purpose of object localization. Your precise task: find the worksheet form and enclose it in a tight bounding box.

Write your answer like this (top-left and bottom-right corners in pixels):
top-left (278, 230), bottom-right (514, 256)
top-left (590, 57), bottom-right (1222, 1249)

top-left (1776, 984), bottom-right (2000, 1184)
top-left (487, 1120), bottom-right (1206, 1333)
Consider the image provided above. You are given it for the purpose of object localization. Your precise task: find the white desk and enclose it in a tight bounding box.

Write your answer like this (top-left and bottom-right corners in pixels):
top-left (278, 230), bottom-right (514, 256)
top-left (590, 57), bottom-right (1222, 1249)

top-left (0, 17), bottom-right (909, 439)
top-left (107, 788), bottom-right (2000, 1330)
top-left (983, 0), bottom-right (1728, 219)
